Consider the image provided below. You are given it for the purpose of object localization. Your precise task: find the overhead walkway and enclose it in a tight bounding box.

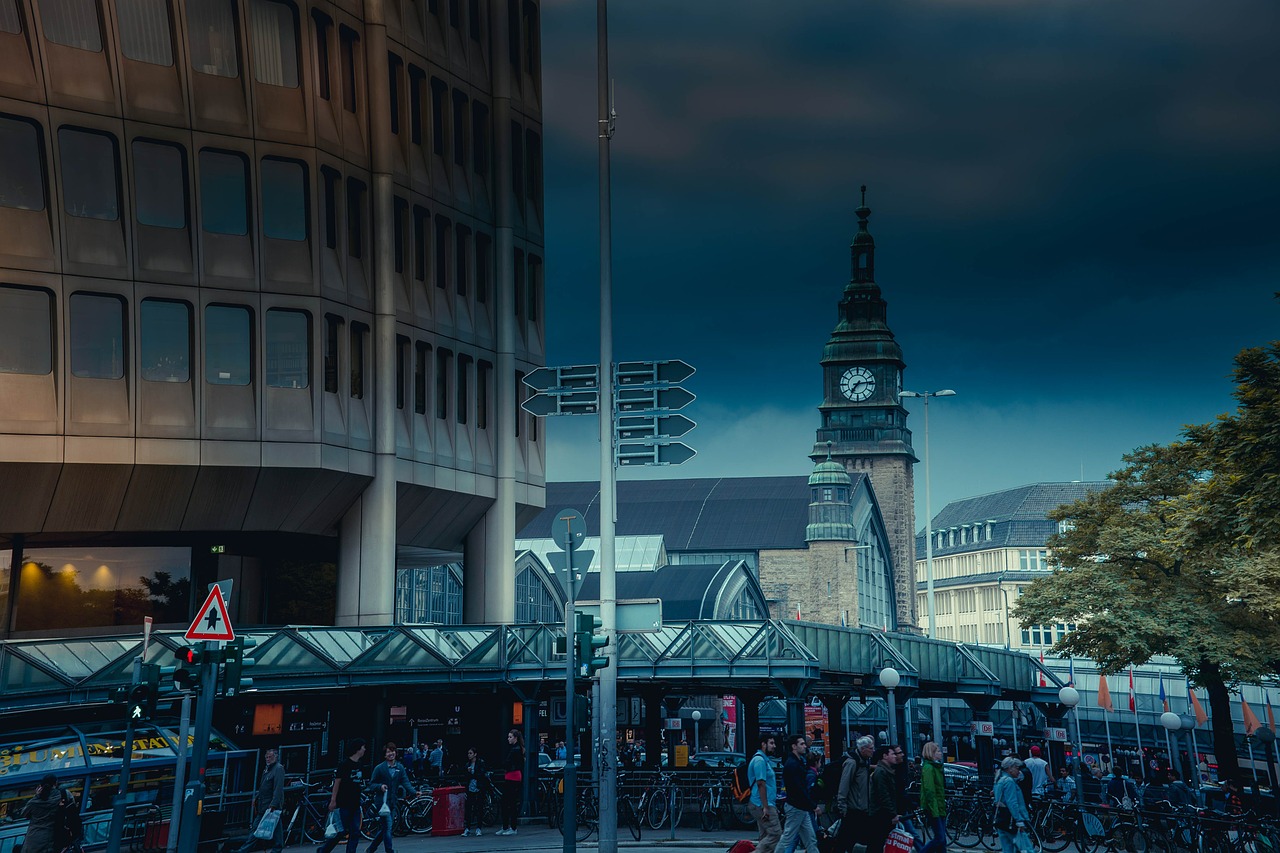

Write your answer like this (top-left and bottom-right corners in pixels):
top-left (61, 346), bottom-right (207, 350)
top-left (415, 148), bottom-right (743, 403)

top-left (0, 618), bottom-right (1060, 715)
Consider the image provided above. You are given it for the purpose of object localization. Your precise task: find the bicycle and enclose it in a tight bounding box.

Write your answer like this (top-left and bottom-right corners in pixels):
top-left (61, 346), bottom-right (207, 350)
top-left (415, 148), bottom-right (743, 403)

top-left (699, 772), bottom-right (750, 831)
top-left (281, 780), bottom-right (333, 845)
top-left (556, 779), bottom-right (598, 842)
top-left (644, 771), bottom-right (685, 830)
top-left (401, 790), bottom-right (436, 834)
top-left (616, 773), bottom-right (644, 841)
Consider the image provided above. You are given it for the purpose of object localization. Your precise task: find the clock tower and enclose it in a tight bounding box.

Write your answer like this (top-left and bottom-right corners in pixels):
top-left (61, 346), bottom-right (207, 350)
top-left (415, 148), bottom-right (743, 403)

top-left (811, 187), bottom-right (919, 631)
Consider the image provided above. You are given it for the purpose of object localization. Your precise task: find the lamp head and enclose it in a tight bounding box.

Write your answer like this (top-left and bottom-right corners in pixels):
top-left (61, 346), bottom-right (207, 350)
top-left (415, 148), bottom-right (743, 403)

top-left (879, 666), bottom-right (901, 689)
top-left (935, 390), bottom-right (957, 397)
top-left (1160, 711), bottom-right (1182, 732)
top-left (1058, 686), bottom-right (1080, 708)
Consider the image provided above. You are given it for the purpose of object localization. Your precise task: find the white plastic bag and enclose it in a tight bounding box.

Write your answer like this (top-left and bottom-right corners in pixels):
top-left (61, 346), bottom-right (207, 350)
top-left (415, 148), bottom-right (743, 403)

top-left (253, 809), bottom-right (280, 840)
top-left (378, 791), bottom-right (391, 818)
top-left (325, 810), bottom-right (344, 839)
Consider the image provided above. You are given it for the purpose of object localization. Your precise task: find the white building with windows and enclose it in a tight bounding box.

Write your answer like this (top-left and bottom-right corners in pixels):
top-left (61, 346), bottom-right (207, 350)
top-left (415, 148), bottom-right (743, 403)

top-left (913, 482), bottom-right (1109, 649)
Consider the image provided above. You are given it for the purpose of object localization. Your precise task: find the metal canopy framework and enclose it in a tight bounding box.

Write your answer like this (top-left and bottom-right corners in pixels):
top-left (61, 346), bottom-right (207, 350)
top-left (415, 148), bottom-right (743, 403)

top-left (0, 619), bottom-right (1054, 715)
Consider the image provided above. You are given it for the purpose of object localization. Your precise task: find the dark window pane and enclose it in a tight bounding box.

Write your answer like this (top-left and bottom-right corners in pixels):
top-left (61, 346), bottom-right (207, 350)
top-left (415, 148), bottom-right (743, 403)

top-left (132, 139), bottom-right (186, 228)
top-left (435, 348), bottom-right (450, 419)
top-left (0, 116), bottom-right (45, 211)
top-left (346, 178), bottom-right (365, 259)
top-left (0, 286), bottom-right (52, 375)
top-left (448, 0), bottom-right (459, 28)
top-left (339, 25), bottom-right (357, 113)
top-left (205, 304), bottom-right (252, 385)
top-left (475, 232), bottom-right (490, 304)
top-left (140, 298), bottom-right (190, 382)
top-left (510, 120), bottom-right (523, 199)
top-left (455, 226), bottom-right (468, 297)
top-left (39, 0), bottom-right (101, 50)
top-left (395, 335), bottom-right (408, 410)
top-left (261, 157), bottom-right (306, 240)
top-left (265, 308), bottom-right (309, 388)
top-left (476, 360), bottom-right (490, 429)
top-left (320, 166), bottom-right (338, 249)
top-left (349, 322), bottom-right (366, 399)
top-left (467, 0), bottom-right (479, 41)
top-left (434, 216), bottom-right (450, 288)
top-left (412, 206), bottom-right (428, 282)
top-left (248, 0), bottom-right (298, 87)
top-left (323, 314), bottom-right (341, 393)
top-left (0, 1), bottom-right (21, 34)
top-left (409, 67), bottom-right (424, 145)
top-left (430, 77), bottom-right (446, 156)
top-left (70, 292), bottom-right (125, 379)
top-left (188, 0), bottom-right (239, 77)
top-left (526, 130), bottom-right (541, 205)
top-left (393, 197), bottom-right (407, 274)
top-left (311, 10), bottom-right (331, 100)
top-left (59, 128), bottom-right (118, 220)
top-left (200, 149), bottom-right (248, 235)
top-left (452, 90), bottom-right (467, 167)
top-left (528, 254), bottom-right (541, 322)
top-left (456, 354), bottom-right (469, 425)
top-left (387, 53), bottom-right (401, 135)
top-left (472, 102), bottom-right (489, 177)
top-left (413, 342), bottom-right (427, 414)
top-left (513, 247), bottom-right (524, 320)
top-left (117, 0), bottom-right (172, 65)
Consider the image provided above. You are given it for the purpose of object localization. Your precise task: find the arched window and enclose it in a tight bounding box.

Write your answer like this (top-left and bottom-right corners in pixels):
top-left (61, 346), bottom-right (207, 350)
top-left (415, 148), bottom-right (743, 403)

top-left (515, 564), bottom-right (559, 624)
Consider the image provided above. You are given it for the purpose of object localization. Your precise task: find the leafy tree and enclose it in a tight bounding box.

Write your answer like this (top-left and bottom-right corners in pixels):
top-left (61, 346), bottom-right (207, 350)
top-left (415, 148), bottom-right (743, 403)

top-left (1015, 438), bottom-right (1280, 779)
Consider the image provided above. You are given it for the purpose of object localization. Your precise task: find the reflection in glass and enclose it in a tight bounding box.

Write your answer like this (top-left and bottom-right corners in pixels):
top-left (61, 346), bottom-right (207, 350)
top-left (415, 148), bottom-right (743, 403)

top-left (38, 0), bottom-right (101, 50)
top-left (69, 293), bottom-right (125, 379)
top-left (199, 150), bottom-right (248, 235)
top-left (140, 299), bottom-right (190, 382)
top-left (59, 128), bottom-right (119, 220)
top-left (0, 286), bottom-right (52, 375)
top-left (265, 309), bottom-right (309, 388)
top-left (395, 564), bottom-right (462, 625)
top-left (0, 116), bottom-right (45, 211)
top-left (0, 0), bottom-right (21, 34)
top-left (12, 547), bottom-right (191, 632)
top-left (248, 0), bottom-right (298, 87)
top-left (116, 0), bottom-right (172, 65)
top-left (133, 140), bottom-right (186, 228)
top-left (260, 158), bottom-right (306, 241)
top-left (205, 304), bottom-right (251, 385)
top-left (188, 0), bottom-right (239, 77)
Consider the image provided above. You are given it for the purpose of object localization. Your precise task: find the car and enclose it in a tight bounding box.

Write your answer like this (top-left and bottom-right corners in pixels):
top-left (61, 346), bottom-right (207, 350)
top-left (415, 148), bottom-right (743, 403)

top-left (942, 762), bottom-right (978, 787)
top-left (690, 751), bottom-right (747, 769)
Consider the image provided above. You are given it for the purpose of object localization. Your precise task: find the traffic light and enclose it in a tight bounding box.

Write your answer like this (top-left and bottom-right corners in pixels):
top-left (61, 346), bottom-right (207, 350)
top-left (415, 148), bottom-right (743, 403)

top-left (222, 636), bottom-right (256, 696)
top-left (575, 611), bottom-right (608, 678)
top-left (173, 646), bottom-right (202, 692)
top-left (140, 662), bottom-right (171, 720)
top-left (126, 682), bottom-right (149, 722)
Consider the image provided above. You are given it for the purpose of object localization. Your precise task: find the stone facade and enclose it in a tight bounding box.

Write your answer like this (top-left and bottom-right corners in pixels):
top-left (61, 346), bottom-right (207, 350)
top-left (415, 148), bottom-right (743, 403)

top-left (759, 540), bottom-right (858, 625)
top-left (857, 456), bottom-right (917, 629)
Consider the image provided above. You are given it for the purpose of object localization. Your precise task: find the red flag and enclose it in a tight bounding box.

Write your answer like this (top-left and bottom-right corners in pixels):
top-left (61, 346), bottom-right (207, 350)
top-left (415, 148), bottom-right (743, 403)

top-left (1243, 696), bottom-right (1263, 735)
top-left (1188, 686), bottom-right (1208, 726)
top-left (1039, 653), bottom-right (1047, 687)
top-left (1097, 674), bottom-right (1114, 712)
top-left (1128, 666), bottom-right (1136, 713)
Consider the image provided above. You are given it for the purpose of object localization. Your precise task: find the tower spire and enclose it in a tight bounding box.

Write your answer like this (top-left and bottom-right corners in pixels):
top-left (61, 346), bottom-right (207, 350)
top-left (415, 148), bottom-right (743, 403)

top-left (851, 185), bottom-right (875, 283)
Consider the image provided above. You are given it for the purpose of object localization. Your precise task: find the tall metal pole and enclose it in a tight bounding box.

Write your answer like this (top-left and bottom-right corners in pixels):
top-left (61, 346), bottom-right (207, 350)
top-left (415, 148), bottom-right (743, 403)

top-left (166, 692), bottom-right (194, 853)
top-left (107, 658), bottom-right (143, 853)
top-left (921, 395), bottom-right (943, 748)
top-left (596, 1), bottom-right (619, 851)
top-left (563, 544), bottom-right (578, 853)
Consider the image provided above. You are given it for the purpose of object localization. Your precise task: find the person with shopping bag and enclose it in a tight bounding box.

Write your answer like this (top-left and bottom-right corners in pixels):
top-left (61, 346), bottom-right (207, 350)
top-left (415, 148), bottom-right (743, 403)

top-left (366, 742), bottom-right (416, 853)
top-left (235, 748), bottom-right (286, 853)
top-left (318, 739), bottom-right (367, 853)
top-left (866, 745), bottom-right (904, 853)
top-left (992, 757), bottom-right (1034, 853)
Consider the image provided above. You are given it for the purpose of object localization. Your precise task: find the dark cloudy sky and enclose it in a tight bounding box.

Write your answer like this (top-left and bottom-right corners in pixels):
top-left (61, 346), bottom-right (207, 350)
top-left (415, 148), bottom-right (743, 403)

top-left (535, 0), bottom-right (1280, 525)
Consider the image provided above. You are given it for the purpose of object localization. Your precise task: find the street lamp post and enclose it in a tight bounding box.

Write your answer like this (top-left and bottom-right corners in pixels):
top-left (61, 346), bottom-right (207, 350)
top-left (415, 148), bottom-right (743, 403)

top-left (899, 388), bottom-right (955, 747)
top-left (1160, 711), bottom-right (1181, 780)
top-left (692, 709), bottom-right (701, 755)
top-left (881, 666), bottom-right (901, 745)
top-left (1059, 686), bottom-right (1086, 810)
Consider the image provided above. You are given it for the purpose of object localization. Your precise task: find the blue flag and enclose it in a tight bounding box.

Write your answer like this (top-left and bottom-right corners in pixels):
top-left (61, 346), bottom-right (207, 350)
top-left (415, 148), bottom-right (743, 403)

top-left (1158, 672), bottom-right (1168, 712)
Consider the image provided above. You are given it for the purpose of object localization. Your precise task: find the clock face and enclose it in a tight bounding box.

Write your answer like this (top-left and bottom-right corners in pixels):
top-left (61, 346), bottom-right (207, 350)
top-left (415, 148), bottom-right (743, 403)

top-left (840, 367), bottom-right (876, 402)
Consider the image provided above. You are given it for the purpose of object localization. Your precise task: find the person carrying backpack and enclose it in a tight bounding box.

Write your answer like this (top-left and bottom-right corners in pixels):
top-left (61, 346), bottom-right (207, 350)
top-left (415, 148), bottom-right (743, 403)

top-left (748, 733), bottom-right (782, 853)
top-left (21, 774), bottom-right (67, 853)
top-left (833, 736), bottom-right (875, 853)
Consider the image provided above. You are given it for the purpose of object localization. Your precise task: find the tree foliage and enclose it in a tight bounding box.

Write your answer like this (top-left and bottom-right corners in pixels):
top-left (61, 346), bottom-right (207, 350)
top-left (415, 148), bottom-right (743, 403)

top-left (1014, 340), bottom-right (1280, 779)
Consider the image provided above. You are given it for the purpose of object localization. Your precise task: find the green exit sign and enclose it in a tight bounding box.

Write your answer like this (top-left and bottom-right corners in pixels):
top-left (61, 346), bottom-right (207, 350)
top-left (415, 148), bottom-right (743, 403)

top-left (210, 545), bottom-right (226, 554)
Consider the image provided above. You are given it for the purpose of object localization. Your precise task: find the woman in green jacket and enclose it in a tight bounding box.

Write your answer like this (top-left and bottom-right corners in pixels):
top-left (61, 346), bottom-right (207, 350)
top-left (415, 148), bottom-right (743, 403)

top-left (920, 742), bottom-right (947, 853)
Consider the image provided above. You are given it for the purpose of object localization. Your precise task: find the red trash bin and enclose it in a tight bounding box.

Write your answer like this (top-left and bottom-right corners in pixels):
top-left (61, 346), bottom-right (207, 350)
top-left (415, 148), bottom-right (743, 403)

top-left (432, 786), bottom-right (467, 836)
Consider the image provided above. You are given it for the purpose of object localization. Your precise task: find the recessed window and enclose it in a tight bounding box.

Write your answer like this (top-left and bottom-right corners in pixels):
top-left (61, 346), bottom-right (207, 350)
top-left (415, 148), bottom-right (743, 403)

top-left (452, 90), bottom-right (468, 168)
top-left (467, 0), bottom-right (480, 41)
top-left (477, 360), bottom-right (491, 429)
top-left (528, 254), bottom-right (541, 322)
top-left (39, 0), bottom-right (101, 51)
top-left (448, 0), bottom-right (459, 29)
top-left (70, 292), bottom-right (125, 379)
top-left (59, 128), bottom-right (119, 221)
top-left (248, 0), bottom-right (299, 87)
top-left (408, 66), bottom-right (424, 146)
top-left (346, 177), bottom-right (366, 259)
top-left (506, 0), bottom-right (519, 70)
top-left (413, 206), bottom-right (428, 283)
top-left (413, 341), bottom-right (428, 415)
top-left (320, 165), bottom-right (338, 250)
top-left (510, 120), bottom-right (523, 199)
top-left (265, 308), bottom-right (309, 388)
top-left (338, 25), bottom-right (358, 113)
top-left (140, 298), bottom-right (190, 382)
top-left (205, 304), bottom-right (252, 386)
top-left (323, 313), bottom-right (341, 393)
top-left (311, 9), bottom-right (331, 100)
top-left (133, 139), bottom-right (187, 229)
top-left (475, 232), bottom-right (491, 304)
top-left (456, 354), bottom-right (471, 425)
top-left (435, 347), bottom-right (451, 419)
top-left (525, 130), bottom-right (541, 205)
top-left (261, 157), bottom-right (307, 241)
top-left (513, 247), bottom-right (524, 320)
top-left (522, 1), bottom-right (537, 76)
top-left (200, 149), bottom-right (249, 235)
top-left (430, 77), bottom-right (447, 157)
top-left (455, 225), bottom-right (469, 297)
top-left (188, 0), bottom-right (240, 77)
top-left (0, 1), bottom-right (21, 34)
top-left (349, 322), bottom-right (367, 399)
top-left (116, 0), bottom-right (173, 65)
top-left (0, 115), bottom-right (46, 212)
top-left (395, 335), bottom-right (409, 410)
top-left (0, 286), bottom-right (52, 375)
top-left (472, 101), bottom-right (490, 177)
top-left (387, 52), bottom-right (403, 135)
top-left (393, 197), bottom-right (407, 274)
top-left (513, 370), bottom-right (522, 437)
top-left (434, 216), bottom-right (450, 289)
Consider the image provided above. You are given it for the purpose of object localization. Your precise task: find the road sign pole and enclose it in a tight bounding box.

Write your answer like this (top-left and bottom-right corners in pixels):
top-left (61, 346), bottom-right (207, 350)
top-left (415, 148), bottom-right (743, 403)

top-left (563, 539), bottom-right (577, 853)
top-left (177, 642), bottom-right (218, 853)
top-left (166, 691), bottom-right (193, 853)
top-left (106, 657), bottom-right (143, 853)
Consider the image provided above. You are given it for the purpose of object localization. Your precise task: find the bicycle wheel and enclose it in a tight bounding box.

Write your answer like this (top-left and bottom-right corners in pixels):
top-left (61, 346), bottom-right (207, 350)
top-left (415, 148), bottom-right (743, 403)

top-left (620, 797), bottom-right (643, 841)
top-left (729, 798), bottom-right (754, 829)
top-left (700, 792), bottom-right (721, 832)
top-left (671, 787), bottom-right (685, 828)
top-left (481, 788), bottom-right (501, 827)
top-left (647, 789), bottom-right (669, 830)
top-left (405, 797), bottom-right (435, 834)
top-left (1038, 808), bottom-right (1073, 853)
top-left (1116, 824), bottom-right (1150, 853)
top-left (948, 807), bottom-right (978, 848)
top-left (302, 807), bottom-right (329, 844)
top-left (978, 816), bottom-right (999, 851)
top-left (360, 801), bottom-right (381, 841)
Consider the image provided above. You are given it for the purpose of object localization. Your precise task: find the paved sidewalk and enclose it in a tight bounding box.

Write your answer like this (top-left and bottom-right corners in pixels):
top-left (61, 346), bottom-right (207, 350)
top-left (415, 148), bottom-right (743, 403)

top-left (292, 822), bottom-right (751, 853)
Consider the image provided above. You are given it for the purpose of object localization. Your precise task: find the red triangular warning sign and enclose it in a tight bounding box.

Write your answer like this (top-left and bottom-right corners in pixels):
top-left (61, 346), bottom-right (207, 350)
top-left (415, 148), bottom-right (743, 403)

top-left (186, 586), bottom-right (235, 641)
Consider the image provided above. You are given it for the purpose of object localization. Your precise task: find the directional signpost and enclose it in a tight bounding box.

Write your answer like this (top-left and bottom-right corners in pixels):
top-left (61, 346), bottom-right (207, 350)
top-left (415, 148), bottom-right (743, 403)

top-left (612, 360), bottom-right (697, 467)
top-left (521, 365), bottom-right (600, 416)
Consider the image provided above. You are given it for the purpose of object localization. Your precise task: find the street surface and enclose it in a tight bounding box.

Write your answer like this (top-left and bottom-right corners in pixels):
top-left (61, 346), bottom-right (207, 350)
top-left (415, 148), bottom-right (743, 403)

top-left (290, 823), bottom-right (748, 852)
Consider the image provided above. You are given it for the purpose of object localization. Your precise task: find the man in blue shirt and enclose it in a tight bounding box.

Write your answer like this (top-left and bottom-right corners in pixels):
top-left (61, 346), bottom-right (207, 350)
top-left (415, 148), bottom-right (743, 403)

top-left (779, 735), bottom-right (822, 853)
top-left (749, 734), bottom-right (781, 853)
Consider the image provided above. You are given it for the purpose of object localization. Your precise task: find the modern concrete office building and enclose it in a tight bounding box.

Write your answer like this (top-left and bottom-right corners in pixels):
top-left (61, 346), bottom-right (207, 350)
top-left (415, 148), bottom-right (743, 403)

top-left (0, 0), bottom-right (546, 638)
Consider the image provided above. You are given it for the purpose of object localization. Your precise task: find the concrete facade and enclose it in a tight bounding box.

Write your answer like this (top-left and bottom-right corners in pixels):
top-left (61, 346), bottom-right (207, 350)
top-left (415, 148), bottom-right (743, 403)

top-left (0, 0), bottom-right (545, 635)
